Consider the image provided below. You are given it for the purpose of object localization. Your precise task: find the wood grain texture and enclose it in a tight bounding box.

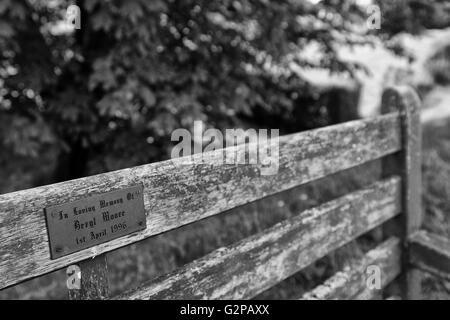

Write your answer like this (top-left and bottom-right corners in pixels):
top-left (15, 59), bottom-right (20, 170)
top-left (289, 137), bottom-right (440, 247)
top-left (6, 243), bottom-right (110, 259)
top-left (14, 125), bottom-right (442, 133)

top-left (381, 86), bottom-right (422, 234)
top-left (381, 86), bottom-right (422, 299)
top-left (116, 178), bottom-right (402, 300)
top-left (68, 254), bottom-right (109, 300)
top-left (0, 113), bottom-right (401, 290)
top-left (409, 231), bottom-right (450, 281)
top-left (302, 237), bottom-right (401, 300)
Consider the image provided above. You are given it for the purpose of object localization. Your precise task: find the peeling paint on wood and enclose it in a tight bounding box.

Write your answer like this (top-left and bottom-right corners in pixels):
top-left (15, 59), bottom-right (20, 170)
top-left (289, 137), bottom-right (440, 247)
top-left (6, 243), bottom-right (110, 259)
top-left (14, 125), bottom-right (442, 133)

top-left (301, 237), bottom-right (401, 300)
top-left (116, 178), bottom-right (401, 300)
top-left (0, 114), bottom-right (402, 290)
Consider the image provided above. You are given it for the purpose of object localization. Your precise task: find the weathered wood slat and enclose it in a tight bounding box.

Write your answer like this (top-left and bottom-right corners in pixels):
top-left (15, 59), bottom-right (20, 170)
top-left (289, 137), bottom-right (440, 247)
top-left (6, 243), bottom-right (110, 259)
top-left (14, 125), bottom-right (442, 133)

top-left (0, 113), bottom-right (401, 290)
top-left (301, 237), bottom-right (401, 300)
top-left (116, 177), bottom-right (402, 300)
top-left (409, 231), bottom-right (450, 281)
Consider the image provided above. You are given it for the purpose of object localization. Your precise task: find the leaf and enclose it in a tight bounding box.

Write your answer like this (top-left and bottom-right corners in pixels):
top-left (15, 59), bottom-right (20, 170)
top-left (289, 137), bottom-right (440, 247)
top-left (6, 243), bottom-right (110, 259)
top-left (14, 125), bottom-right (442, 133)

top-left (120, 1), bottom-right (143, 23)
top-left (89, 57), bottom-right (117, 90)
top-left (0, 21), bottom-right (14, 38)
top-left (144, 0), bottom-right (167, 13)
top-left (139, 87), bottom-right (156, 107)
top-left (0, 0), bottom-right (11, 14)
top-left (91, 10), bottom-right (114, 32)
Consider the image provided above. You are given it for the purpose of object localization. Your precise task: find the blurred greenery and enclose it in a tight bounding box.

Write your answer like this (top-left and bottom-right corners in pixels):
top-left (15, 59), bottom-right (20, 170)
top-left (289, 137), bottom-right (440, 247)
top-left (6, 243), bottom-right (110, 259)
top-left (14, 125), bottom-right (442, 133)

top-left (376, 0), bottom-right (450, 36)
top-left (0, 0), bottom-right (370, 185)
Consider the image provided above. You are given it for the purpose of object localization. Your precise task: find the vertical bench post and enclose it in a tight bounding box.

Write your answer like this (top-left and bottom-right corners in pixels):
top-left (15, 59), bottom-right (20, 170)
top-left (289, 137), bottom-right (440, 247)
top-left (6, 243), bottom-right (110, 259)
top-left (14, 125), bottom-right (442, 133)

top-left (69, 254), bottom-right (109, 300)
top-left (381, 86), bottom-right (422, 300)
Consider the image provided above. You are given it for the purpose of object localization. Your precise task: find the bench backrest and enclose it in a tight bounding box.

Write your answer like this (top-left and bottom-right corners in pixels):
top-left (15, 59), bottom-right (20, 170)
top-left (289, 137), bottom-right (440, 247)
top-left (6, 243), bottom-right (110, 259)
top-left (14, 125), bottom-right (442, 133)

top-left (0, 86), bottom-right (422, 300)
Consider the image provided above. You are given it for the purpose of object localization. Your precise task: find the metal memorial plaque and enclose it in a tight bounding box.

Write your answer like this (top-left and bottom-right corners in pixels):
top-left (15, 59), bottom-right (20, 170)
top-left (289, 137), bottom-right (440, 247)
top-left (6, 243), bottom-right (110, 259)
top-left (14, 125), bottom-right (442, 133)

top-left (45, 184), bottom-right (146, 259)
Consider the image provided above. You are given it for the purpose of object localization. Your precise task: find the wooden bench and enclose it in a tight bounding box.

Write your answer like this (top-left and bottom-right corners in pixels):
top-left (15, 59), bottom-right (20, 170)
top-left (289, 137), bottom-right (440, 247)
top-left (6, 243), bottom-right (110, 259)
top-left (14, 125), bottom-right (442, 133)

top-left (1, 86), bottom-right (449, 300)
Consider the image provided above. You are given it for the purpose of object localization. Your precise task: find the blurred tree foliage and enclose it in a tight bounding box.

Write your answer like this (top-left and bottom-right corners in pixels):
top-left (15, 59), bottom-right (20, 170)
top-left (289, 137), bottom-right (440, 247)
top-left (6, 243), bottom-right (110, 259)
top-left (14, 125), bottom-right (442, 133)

top-left (0, 0), bottom-right (371, 184)
top-left (377, 0), bottom-right (450, 36)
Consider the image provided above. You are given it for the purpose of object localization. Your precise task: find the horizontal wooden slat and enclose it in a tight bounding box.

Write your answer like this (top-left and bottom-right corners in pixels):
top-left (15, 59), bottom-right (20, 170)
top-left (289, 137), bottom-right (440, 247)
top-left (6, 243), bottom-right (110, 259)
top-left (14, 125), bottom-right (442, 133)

top-left (0, 113), bottom-right (401, 290)
top-left (301, 237), bottom-right (402, 300)
top-left (409, 230), bottom-right (450, 281)
top-left (116, 177), bottom-right (402, 300)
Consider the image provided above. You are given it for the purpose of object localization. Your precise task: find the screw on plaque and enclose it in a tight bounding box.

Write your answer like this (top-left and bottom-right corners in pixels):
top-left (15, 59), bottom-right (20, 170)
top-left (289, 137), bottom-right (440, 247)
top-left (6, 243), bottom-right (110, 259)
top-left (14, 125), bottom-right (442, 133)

top-left (55, 246), bottom-right (63, 253)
